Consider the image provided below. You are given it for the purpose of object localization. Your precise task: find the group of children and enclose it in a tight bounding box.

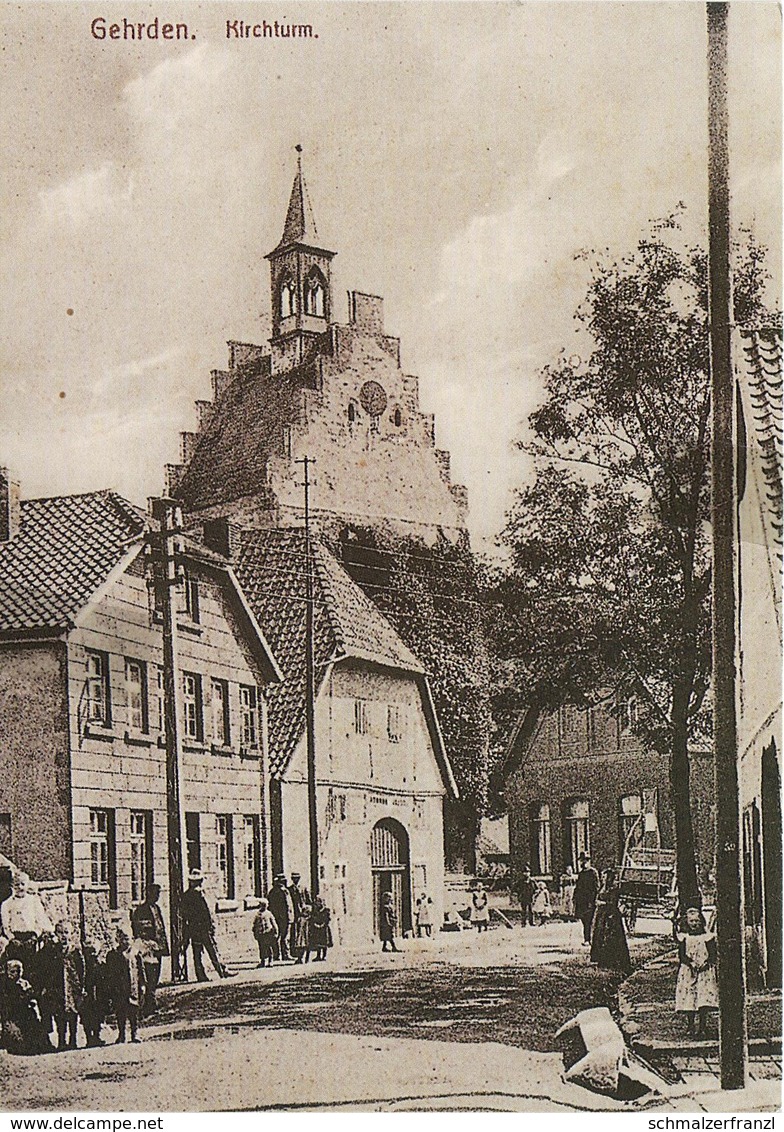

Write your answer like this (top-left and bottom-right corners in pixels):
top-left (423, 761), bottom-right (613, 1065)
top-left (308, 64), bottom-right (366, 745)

top-left (251, 895), bottom-right (333, 967)
top-left (0, 921), bottom-right (149, 1054)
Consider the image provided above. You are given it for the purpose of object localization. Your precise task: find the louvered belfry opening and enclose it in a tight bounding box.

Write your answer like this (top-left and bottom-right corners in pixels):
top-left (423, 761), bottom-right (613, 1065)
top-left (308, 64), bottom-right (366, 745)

top-left (371, 817), bottom-right (412, 939)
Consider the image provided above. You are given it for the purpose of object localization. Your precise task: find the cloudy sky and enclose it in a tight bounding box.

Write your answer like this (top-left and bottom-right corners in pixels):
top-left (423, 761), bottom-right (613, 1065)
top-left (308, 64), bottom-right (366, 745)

top-left (0, 2), bottom-right (780, 552)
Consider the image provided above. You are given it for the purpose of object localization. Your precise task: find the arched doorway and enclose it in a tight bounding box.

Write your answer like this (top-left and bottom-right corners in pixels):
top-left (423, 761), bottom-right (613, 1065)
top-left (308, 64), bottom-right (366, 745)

top-left (762, 739), bottom-right (782, 988)
top-left (371, 818), bottom-right (412, 939)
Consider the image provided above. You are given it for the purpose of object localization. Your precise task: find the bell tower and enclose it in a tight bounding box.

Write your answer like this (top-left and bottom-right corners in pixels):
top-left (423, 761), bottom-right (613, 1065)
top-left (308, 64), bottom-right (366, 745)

top-left (266, 146), bottom-right (336, 357)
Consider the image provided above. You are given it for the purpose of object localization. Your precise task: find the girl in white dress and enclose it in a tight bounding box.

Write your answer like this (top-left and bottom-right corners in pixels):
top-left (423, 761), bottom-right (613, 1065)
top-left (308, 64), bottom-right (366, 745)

top-left (675, 907), bottom-right (718, 1037)
top-left (470, 884), bottom-right (490, 933)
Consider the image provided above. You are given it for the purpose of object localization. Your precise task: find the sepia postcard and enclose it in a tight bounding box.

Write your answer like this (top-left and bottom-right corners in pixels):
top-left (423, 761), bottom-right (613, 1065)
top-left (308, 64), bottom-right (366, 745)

top-left (0, 0), bottom-right (781, 1119)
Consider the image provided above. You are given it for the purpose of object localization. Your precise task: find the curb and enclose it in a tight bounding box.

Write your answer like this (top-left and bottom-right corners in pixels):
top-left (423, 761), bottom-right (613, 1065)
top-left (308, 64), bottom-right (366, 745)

top-left (618, 947), bottom-right (783, 1063)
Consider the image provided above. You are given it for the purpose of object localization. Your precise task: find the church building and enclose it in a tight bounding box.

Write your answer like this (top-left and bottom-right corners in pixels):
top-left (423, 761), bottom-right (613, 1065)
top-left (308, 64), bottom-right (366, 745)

top-left (165, 153), bottom-right (469, 546)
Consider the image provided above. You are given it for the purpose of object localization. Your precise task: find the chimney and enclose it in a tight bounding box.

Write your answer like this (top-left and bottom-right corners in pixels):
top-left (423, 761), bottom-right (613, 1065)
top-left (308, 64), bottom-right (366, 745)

top-left (202, 517), bottom-right (242, 562)
top-left (0, 468), bottom-right (21, 543)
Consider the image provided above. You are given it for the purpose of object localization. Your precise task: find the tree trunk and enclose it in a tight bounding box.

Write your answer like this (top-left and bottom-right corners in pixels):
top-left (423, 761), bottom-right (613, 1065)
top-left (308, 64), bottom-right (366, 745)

top-left (670, 678), bottom-right (701, 904)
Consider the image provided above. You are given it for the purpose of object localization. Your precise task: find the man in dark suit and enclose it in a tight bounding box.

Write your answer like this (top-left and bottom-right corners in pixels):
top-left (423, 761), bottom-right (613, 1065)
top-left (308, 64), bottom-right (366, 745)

top-left (573, 853), bottom-right (600, 945)
top-left (179, 870), bottom-right (230, 981)
top-left (517, 866), bottom-right (536, 927)
top-left (267, 874), bottom-right (294, 960)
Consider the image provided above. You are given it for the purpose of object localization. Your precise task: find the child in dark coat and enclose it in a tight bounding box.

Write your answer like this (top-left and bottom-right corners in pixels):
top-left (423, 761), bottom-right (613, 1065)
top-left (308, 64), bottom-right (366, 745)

top-left (105, 929), bottom-right (145, 1043)
top-left (306, 897), bottom-right (333, 962)
top-left (49, 920), bottom-right (86, 1050)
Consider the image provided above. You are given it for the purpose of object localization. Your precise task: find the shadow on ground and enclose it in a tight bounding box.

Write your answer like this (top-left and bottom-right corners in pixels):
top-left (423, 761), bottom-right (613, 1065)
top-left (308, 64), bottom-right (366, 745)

top-left (151, 955), bottom-right (647, 1052)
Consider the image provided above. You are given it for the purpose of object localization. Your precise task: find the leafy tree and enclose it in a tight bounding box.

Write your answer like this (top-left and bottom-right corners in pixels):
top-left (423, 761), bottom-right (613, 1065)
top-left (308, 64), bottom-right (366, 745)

top-left (488, 220), bottom-right (774, 901)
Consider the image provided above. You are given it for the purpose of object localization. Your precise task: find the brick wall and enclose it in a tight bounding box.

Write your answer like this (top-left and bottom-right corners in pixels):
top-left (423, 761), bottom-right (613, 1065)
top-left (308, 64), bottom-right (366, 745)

top-left (505, 702), bottom-right (715, 890)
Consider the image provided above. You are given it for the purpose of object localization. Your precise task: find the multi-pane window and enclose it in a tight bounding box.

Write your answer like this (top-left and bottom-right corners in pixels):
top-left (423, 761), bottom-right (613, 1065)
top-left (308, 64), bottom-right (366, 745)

top-left (129, 810), bottom-right (153, 904)
top-left (211, 679), bottom-right (230, 746)
top-left (185, 812), bottom-right (201, 873)
top-left (240, 685), bottom-right (258, 749)
top-left (387, 704), bottom-right (402, 743)
top-left (328, 790), bottom-right (348, 824)
top-left (564, 799), bottom-right (590, 871)
top-left (89, 808), bottom-right (116, 907)
top-left (530, 803), bottom-right (552, 875)
top-left (619, 794), bottom-right (643, 860)
top-left (182, 673), bottom-right (203, 742)
top-left (85, 652), bottom-right (111, 726)
top-left (90, 810), bottom-right (109, 885)
top-left (243, 815), bottom-right (261, 898)
top-left (354, 699), bottom-right (369, 735)
top-left (215, 814), bottom-right (234, 899)
top-left (125, 659), bottom-right (148, 733)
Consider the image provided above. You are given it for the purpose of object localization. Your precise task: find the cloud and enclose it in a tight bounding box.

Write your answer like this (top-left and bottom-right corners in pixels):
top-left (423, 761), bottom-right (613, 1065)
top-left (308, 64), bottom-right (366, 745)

top-left (39, 163), bottom-right (134, 226)
top-left (535, 134), bottom-right (579, 185)
top-left (123, 44), bottom-right (233, 134)
top-left (87, 348), bottom-right (182, 409)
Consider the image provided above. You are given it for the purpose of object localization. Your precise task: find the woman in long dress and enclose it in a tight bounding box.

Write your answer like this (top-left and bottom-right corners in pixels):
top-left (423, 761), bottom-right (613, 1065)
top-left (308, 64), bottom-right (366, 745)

top-left (675, 907), bottom-right (718, 1036)
top-left (560, 866), bottom-right (577, 918)
top-left (590, 868), bottom-right (632, 973)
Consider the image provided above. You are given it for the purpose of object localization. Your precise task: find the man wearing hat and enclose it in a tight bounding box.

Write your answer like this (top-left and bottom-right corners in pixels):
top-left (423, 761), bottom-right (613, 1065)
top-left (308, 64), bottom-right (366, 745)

top-left (573, 853), bottom-right (600, 945)
top-left (267, 875), bottom-right (294, 960)
top-left (288, 872), bottom-right (312, 962)
top-left (179, 870), bottom-right (230, 981)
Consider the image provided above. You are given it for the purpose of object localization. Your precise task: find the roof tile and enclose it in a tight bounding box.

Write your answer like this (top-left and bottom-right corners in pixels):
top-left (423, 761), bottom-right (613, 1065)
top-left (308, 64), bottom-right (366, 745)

top-left (0, 492), bottom-right (145, 634)
top-left (236, 528), bottom-right (423, 775)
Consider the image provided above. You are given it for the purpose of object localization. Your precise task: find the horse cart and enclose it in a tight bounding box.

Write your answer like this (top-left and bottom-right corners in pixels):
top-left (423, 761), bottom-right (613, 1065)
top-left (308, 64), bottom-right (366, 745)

top-left (618, 842), bottom-right (676, 933)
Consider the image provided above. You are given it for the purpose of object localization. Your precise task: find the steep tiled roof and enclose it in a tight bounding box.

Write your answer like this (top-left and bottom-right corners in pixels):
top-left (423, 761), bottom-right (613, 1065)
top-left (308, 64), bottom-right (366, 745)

top-left (236, 528), bottom-right (424, 775)
top-left (738, 328), bottom-right (783, 553)
top-left (0, 492), bottom-right (145, 635)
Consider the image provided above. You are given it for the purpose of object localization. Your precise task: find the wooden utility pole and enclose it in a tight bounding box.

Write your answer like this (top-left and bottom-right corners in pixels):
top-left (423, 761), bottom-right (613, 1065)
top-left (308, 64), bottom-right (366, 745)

top-left (296, 456), bottom-right (320, 897)
top-left (149, 497), bottom-right (187, 982)
top-left (707, 1), bottom-right (748, 1090)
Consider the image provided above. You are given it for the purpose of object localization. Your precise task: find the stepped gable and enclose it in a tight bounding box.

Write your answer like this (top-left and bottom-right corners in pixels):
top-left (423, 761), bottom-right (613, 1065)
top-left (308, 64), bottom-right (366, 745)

top-left (166, 156), bottom-right (468, 542)
top-left (235, 527), bottom-right (424, 775)
top-left (738, 327), bottom-right (783, 554)
top-left (0, 491), bottom-right (145, 634)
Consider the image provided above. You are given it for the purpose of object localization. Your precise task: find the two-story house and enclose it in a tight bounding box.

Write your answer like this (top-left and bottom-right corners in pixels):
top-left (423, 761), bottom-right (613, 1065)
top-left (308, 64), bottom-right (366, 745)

top-left (216, 524), bottom-right (458, 948)
top-left (501, 690), bottom-right (714, 891)
top-left (0, 473), bottom-right (280, 954)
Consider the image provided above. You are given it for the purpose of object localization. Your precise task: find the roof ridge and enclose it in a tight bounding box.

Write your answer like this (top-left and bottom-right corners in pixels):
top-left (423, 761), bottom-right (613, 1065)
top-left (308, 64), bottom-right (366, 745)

top-left (23, 488), bottom-right (121, 505)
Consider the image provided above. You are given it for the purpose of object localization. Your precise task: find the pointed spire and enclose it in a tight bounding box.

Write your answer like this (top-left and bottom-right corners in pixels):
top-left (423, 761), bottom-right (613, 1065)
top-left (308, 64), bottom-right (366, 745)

top-left (276, 145), bottom-right (320, 250)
